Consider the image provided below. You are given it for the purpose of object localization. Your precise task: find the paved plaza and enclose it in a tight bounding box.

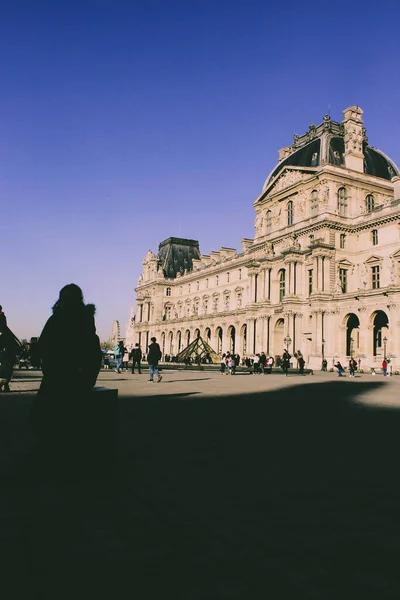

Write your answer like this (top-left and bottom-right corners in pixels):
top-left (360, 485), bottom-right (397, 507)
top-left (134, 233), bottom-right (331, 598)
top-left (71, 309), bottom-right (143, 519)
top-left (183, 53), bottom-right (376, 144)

top-left (1, 370), bottom-right (400, 598)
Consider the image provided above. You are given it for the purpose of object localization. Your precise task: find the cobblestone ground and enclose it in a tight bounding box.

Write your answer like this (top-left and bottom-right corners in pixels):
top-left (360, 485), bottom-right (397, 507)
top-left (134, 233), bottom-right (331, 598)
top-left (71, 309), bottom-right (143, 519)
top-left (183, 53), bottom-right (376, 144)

top-left (1, 370), bottom-right (400, 599)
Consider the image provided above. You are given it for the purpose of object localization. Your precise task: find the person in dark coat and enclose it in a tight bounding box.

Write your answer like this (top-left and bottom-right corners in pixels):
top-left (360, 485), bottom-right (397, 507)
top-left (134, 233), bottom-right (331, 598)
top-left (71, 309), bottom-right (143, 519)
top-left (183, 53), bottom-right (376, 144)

top-left (130, 343), bottom-right (142, 374)
top-left (30, 284), bottom-right (102, 462)
top-left (0, 305), bottom-right (7, 338)
top-left (147, 336), bottom-right (162, 382)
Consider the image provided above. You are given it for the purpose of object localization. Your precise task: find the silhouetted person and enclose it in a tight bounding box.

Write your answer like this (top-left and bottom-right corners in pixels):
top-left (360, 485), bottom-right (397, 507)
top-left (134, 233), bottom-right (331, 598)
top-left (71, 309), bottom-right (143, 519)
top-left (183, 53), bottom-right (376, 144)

top-left (0, 348), bottom-right (14, 392)
top-left (0, 305), bottom-right (7, 340)
top-left (282, 350), bottom-right (291, 376)
top-left (30, 284), bottom-right (102, 474)
top-left (130, 343), bottom-right (142, 374)
top-left (147, 337), bottom-right (162, 382)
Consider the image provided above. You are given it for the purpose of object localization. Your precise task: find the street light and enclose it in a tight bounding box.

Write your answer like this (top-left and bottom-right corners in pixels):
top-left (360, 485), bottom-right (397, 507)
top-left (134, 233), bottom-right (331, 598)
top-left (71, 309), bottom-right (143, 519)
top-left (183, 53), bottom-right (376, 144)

top-left (383, 336), bottom-right (388, 359)
top-left (284, 335), bottom-right (292, 351)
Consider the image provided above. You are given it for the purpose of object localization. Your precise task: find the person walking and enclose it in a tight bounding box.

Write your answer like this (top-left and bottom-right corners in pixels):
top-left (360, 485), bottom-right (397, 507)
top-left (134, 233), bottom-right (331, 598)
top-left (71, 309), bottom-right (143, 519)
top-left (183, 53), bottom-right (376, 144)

top-left (259, 352), bottom-right (267, 374)
top-left (220, 353), bottom-right (227, 375)
top-left (130, 343), bottom-right (142, 374)
top-left (114, 341), bottom-right (125, 374)
top-left (253, 354), bottom-right (261, 374)
top-left (298, 353), bottom-right (305, 375)
top-left (147, 337), bottom-right (162, 382)
top-left (382, 358), bottom-right (388, 377)
top-left (349, 359), bottom-right (355, 377)
top-left (281, 350), bottom-right (291, 376)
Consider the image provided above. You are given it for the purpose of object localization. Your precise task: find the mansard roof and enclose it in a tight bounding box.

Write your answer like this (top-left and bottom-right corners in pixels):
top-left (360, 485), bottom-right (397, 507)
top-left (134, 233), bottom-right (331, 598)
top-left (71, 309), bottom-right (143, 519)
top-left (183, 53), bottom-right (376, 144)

top-left (262, 114), bottom-right (399, 192)
top-left (158, 237), bottom-right (201, 278)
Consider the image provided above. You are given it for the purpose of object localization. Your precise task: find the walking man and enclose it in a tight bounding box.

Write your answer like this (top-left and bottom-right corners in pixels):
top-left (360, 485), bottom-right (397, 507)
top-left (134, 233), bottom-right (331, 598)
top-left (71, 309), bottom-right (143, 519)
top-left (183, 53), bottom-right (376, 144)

top-left (114, 340), bottom-right (125, 374)
top-left (130, 343), bottom-right (142, 374)
top-left (147, 336), bottom-right (162, 382)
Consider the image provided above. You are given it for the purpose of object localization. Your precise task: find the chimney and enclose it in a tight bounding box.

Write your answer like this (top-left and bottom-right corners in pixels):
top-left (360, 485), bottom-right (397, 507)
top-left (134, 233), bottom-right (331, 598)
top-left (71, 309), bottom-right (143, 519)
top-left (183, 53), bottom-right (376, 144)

top-left (342, 105), bottom-right (364, 172)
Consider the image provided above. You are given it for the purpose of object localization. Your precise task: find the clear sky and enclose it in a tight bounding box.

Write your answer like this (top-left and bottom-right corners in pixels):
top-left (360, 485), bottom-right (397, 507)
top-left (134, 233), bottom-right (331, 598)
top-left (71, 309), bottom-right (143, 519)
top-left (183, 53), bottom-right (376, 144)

top-left (2, 0), bottom-right (400, 341)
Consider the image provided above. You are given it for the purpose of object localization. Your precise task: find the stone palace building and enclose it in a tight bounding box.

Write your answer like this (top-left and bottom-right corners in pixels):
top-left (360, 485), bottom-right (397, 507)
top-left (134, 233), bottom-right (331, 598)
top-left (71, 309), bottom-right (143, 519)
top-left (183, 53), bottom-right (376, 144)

top-left (126, 106), bottom-right (400, 370)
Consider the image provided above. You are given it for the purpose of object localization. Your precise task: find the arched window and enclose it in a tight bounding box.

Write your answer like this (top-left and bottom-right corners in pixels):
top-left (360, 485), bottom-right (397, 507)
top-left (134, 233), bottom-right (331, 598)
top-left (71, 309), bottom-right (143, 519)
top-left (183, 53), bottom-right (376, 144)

top-left (310, 190), bottom-right (318, 217)
top-left (279, 269), bottom-right (286, 301)
top-left (266, 210), bottom-right (272, 232)
top-left (287, 201), bottom-right (294, 226)
top-left (166, 287), bottom-right (171, 296)
top-left (338, 187), bottom-right (347, 217)
top-left (366, 194), bottom-right (375, 213)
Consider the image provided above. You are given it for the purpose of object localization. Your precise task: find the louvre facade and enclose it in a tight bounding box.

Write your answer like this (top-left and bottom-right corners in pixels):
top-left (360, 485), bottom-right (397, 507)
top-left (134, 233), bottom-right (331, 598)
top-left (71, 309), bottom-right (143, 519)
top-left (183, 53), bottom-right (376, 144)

top-left (126, 106), bottom-right (400, 371)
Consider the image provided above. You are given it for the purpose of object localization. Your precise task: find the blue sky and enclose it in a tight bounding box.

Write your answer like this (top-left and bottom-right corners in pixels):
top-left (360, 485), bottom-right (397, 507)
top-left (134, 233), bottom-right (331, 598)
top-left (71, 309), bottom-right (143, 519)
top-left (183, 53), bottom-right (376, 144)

top-left (1, 0), bottom-right (400, 340)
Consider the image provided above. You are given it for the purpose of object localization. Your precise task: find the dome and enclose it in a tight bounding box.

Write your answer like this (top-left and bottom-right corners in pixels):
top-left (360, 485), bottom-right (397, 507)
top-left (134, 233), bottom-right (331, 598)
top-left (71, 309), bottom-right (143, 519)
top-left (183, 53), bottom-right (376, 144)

top-left (262, 114), bottom-right (400, 192)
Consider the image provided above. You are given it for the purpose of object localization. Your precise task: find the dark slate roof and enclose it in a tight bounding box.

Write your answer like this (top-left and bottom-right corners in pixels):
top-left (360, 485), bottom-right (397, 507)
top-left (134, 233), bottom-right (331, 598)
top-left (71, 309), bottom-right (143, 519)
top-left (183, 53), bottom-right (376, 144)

top-left (158, 237), bottom-right (201, 278)
top-left (262, 116), bottom-right (399, 192)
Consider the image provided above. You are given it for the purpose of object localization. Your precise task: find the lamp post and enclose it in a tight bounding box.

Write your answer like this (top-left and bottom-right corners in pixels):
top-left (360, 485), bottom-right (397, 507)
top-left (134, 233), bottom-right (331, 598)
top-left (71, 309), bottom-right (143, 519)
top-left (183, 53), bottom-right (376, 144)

top-left (284, 335), bottom-right (292, 352)
top-left (383, 336), bottom-right (388, 359)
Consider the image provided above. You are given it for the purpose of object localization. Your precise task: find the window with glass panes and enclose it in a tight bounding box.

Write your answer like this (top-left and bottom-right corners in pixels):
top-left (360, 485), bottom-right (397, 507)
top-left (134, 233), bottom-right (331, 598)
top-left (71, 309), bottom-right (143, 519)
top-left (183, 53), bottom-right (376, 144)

top-left (372, 229), bottom-right (378, 245)
top-left (287, 201), bottom-right (293, 226)
top-left (279, 270), bottom-right (286, 301)
top-left (308, 269), bottom-right (313, 295)
top-left (372, 265), bottom-right (380, 289)
top-left (340, 234), bottom-right (346, 249)
top-left (339, 268), bottom-right (348, 293)
top-left (366, 195), bottom-right (374, 213)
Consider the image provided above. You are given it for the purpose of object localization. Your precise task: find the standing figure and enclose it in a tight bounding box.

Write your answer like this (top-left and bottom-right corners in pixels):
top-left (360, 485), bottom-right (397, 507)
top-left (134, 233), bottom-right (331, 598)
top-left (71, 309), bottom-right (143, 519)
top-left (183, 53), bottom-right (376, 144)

top-left (147, 337), bottom-right (162, 382)
top-left (281, 350), bottom-right (291, 376)
top-left (382, 358), bottom-right (388, 377)
top-left (348, 359), bottom-right (355, 377)
top-left (0, 305), bottom-right (7, 343)
top-left (114, 341), bottom-right (126, 374)
top-left (130, 343), bottom-right (142, 374)
top-left (29, 284), bottom-right (102, 459)
top-left (297, 351), bottom-right (305, 375)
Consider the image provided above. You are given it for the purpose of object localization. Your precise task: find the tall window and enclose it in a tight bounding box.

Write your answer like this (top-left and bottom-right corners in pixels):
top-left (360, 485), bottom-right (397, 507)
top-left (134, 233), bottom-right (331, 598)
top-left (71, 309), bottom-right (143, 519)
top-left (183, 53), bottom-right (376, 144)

top-left (372, 265), bottom-right (380, 289)
top-left (287, 201), bottom-right (294, 226)
top-left (340, 234), bottom-right (346, 249)
top-left (227, 272), bottom-right (230, 283)
top-left (310, 190), bottom-right (318, 216)
top-left (166, 287), bottom-right (171, 296)
top-left (338, 187), bottom-right (347, 217)
top-left (165, 306), bottom-right (171, 320)
top-left (366, 194), bottom-right (375, 213)
top-left (216, 275), bottom-right (219, 286)
top-left (372, 229), bottom-right (378, 245)
top-left (279, 270), bottom-right (286, 301)
top-left (339, 268), bottom-right (348, 293)
top-left (308, 269), bottom-right (313, 295)
top-left (266, 210), bottom-right (272, 232)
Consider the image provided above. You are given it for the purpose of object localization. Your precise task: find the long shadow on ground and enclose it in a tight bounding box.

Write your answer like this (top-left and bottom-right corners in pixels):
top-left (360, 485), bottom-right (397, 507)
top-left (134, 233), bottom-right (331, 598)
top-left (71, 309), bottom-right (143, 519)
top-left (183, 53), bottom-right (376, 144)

top-left (1, 381), bottom-right (400, 599)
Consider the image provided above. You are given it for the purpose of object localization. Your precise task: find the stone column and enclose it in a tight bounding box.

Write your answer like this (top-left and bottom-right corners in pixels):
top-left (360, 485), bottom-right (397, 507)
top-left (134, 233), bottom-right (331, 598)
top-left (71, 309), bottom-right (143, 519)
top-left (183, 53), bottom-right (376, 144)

top-left (256, 316), bottom-right (264, 353)
top-left (311, 310), bottom-right (318, 354)
top-left (247, 318), bottom-right (255, 356)
top-left (313, 256), bottom-right (319, 291)
top-left (249, 275), bottom-right (254, 305)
